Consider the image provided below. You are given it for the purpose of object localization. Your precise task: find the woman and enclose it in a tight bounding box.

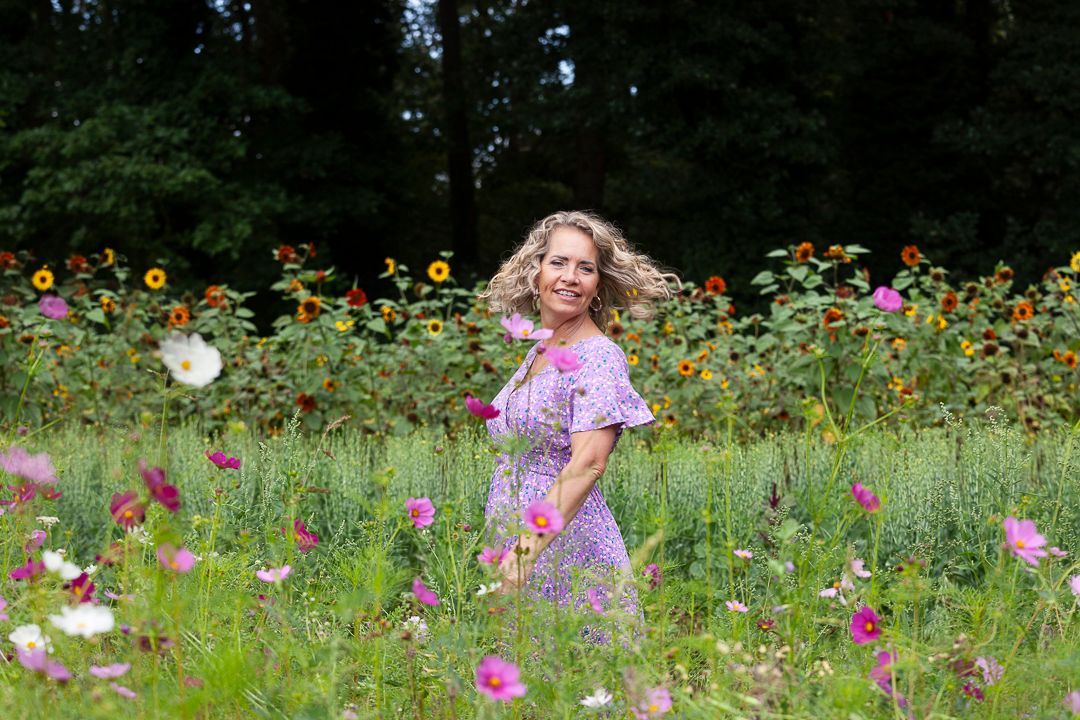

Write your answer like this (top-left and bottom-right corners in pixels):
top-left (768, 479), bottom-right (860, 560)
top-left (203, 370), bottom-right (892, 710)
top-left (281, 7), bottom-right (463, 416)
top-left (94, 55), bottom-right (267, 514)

top-left (478, 210), bottom-right (675, 622)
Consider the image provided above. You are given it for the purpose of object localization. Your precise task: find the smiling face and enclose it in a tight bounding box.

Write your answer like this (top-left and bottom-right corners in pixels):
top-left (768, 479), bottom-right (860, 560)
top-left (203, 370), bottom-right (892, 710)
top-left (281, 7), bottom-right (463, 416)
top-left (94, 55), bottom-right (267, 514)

top-left (536, 226), bottom-right (600, 327)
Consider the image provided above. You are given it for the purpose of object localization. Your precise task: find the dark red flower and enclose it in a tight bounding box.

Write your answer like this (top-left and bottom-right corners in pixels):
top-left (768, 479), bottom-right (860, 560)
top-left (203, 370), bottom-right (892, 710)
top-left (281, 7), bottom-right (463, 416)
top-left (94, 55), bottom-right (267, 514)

top-left (139, 460), bottom-right (181, 512)
top-left (282, 518), bottom-right (319, 554)
top-left (65, 573), bottom-right (95, 603)
top-left (346, 288), bottom-right (368, 308)
top-left (110, 491), bottom-right (146, 530)
top-left (9, 557), bottom-right (45, 581)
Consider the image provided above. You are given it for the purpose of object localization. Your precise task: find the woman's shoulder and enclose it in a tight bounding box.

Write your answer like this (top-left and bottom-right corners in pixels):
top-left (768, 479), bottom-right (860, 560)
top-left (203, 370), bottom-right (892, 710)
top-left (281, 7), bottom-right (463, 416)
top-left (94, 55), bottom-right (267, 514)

top-left (576, 335), bottom-right (628, 368)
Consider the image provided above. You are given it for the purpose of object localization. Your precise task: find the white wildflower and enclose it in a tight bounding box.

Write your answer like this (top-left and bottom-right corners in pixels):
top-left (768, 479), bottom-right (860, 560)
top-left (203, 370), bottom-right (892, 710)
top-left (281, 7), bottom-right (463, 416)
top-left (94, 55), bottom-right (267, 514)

top-left (159, 332), bottom-right (222, 388)
top-left (48, 605), bottom-right (115, 639)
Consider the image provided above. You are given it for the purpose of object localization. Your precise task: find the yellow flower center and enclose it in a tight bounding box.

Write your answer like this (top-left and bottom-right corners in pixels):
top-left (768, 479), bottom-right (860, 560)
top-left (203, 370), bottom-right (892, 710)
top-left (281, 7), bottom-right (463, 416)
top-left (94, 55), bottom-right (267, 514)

top-left (865, 621), bottom-right (875, 632)
top-left (490, 677), bottom-right (501, 687)
top-left (649, 704), bottom-right (659, 712)
top-left (74, 586), bottom-right (83, 596)
top-left (1015, 539), bottom-right (1025, 549)
top-left (170, 560), bottom-right (179, 570)
top-left (535, 516), bottom-right (548, 527)
top-left (833, 581), bottom-right (841, 590)
top-left (27, 641), bottom-right (36, 649)
top-left (124, 510), bottom-right (133, 518)
top-left (181, 360), bottom-right (191, 370)
top-left (411, 509), bottom-right (419, 517)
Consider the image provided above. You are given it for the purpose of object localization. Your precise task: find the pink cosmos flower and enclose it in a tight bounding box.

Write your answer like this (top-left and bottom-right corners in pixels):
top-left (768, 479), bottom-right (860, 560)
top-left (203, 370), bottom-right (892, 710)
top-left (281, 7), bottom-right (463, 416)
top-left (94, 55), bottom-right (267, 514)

top-left (157, 544), bottom-right (196, 573)
top-left (819, 575), bottom-right (855, 605)
top-left (1003, 516), bottom-right (1048, 566)
top-left (412, 577), bottom-right (439, 606)
top-left (500, 313), bottom-right (553, 342)
top-left (284, 518), bottom-right (319, 553)
top-left (90, 663), bottom-right (131, 679)
top-left (0, 594), bottom-right (8, 621)
top-left (523, 500), bottom-right (565, 535)
top-left (0, 446), bottom-right (59, 485)
top-left (17, 647), bottom-right (71, 681)
top-left (25, 529), bottom-right (46, 553)
top-left (475, 655), bottom-right (527, 702)
top-left (464, 394), bottom-right (500, 420)
top-left (205, 450), bottom-right (241, 470)
top-left (734, 549), bottom-right (753, 560)
top-left (869, 650), bottom-right (907, 706)
top-left (974, 656), bottom-right (1003, 685)
top-left (586, 587), bottom-right (606, 615)
top-left (39, 294), bottom-right (69, 319)
top-left (642, 563), bottom-right (662, 590)
top-left (540, 344), bottom-right (583, 372)
top-left (110, 491), bottom-right (146, 530)
top-left (405, 497), bottom-right (436, 529)
top-left (1048, 546), bottom-right (1068, 558)
top-left (139, 460), bottom-right (181, 512)
top-left (851, 606), bottom-right (881, 644)
top-left (9, 557), bottom-right (45, 581)
top-left (256, 565), bottom-right (292, 583)
top-left (872, 286), bottom-right (903, 313)
top-left (66, 572), bottom-right (95, 603)
top-left (631, 687), bottom-right (673, 718)
top-left (111, 683), bottom-right (137, 699)
top-left (725, 600), bottom-right (749, 613)
top-left (1070, 575), bottom-right (1080, 598)
top-left (477, 546), bottom-right (509, 565)
top-left (1065, 691), bottom-right (1080, 714)
top-left (849, 558), bottom-right (872, 578)
top-left (851, 483), bottom-right (881, 513)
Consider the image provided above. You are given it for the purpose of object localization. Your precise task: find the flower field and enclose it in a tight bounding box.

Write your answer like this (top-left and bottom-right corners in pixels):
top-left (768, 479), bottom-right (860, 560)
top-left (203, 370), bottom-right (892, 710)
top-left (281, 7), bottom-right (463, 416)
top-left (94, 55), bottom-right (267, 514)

top-left (0, 411), bottom-right (1078, 718)
top-left (0, 243), bottom-right (1077, 438)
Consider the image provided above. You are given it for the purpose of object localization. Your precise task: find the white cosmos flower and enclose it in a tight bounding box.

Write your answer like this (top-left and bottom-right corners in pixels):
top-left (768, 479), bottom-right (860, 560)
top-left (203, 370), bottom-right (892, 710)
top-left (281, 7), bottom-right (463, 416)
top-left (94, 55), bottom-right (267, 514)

top-left (42, 550), bottom-right (81, 580)
top-left (580, 687), bottom-right (613, 708)
top-left (10, 624), bottom-right (52, 652)
top-left (49, 605), bottom-right (115, 638)
top-left (159, 332), bottom-right (222, 388)
top-left (476, 582), bottom-right (502, 597)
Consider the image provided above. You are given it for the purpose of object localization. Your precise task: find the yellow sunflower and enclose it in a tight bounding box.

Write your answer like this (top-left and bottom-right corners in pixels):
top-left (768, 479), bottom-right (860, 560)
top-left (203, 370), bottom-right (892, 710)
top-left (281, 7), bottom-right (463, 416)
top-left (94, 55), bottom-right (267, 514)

top-left (32, 267), bottom-right (54, 292)
top-left (144, 267), bottom-right (167, 290)
top-left (677, 359), bottom-right (694, 377)
top-left (427, 260), bottom-right (450, 284)
top-left (322, 377), bottom-right (339, 393)
top-left (100, 296), bottom-right (116, 314)
top-left (385, 257), bottom-right (397, 275)
top-left (700, 369), bottom-right (713, 380)
top-left (381, 306), bottom-right (397, 323)
top-left (427, 319), bottom-right (444, 336)
top-left (102, 248), bottom-right (116, 266)
top-left (1069, 250), bottom-right (1080, 273)
top-left (627, 353), bottom-right (639, 366)
top-left (297, 296), bottom-right (321, 323)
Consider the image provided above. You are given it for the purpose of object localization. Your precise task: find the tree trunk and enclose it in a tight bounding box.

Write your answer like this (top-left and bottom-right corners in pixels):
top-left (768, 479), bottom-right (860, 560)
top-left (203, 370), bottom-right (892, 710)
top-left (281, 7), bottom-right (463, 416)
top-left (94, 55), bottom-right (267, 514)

top-left (436, 0), bottom-right (478, 265)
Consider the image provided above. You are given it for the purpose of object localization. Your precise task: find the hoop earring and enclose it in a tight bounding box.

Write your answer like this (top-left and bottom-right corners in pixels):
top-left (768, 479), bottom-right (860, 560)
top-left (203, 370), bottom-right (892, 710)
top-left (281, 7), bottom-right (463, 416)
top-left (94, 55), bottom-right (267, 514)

top-left (532, 289), bottom-right (540, 310)
top-left (590, 295), bottom-right (603, 312)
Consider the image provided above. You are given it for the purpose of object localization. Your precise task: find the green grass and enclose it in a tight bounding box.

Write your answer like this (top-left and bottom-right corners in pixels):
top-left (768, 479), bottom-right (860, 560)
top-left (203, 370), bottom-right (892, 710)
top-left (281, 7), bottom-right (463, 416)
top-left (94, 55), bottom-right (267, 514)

top-left (0, 414), bottom-right (1078, 718)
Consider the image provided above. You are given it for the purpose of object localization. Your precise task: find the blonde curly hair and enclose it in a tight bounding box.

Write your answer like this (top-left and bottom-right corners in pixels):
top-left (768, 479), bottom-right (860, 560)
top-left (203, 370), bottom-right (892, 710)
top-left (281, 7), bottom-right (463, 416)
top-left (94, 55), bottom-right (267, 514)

top-left (479, 210), bottom-right (678, 332)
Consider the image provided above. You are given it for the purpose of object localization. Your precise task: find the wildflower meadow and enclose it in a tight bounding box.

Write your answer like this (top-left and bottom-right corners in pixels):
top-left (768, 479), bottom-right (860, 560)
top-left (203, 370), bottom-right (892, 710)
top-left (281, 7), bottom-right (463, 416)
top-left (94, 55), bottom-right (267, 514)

top-left (0, 243), bottom-right (1079, 718)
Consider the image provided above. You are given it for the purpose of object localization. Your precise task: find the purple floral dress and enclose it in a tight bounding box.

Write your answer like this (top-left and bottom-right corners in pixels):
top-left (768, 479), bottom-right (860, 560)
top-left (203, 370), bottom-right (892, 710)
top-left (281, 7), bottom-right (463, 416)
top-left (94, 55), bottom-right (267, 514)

top-left (484, 335), bottom-right (653, 619)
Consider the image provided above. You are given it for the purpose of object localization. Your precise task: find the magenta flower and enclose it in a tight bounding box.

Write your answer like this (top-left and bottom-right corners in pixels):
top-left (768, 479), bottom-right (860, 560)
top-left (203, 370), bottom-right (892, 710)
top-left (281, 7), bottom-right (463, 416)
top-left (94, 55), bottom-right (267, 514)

top-left (0, 446), bottom-right (59, 485)
top-left (16, 647), bottom-right (71, 682)
top-left (851, 483), bottom-right (881, 513)
top-left (851, 606), bottom-right (882, 644)
top-left (475, 655), bottom-right (527, 702)
top-left (0, 594), bottom-right (8, 621)
top-left (205, 450), bottom-right (241, 470)
top-left (412, 577), bottom-right (439, 606)
top-left (500, 313), bottom-right (553, 342)
top-left (1003, 516), bottom-right (1048, 566)
top-left (586, 587), bottom-right (606, 615)
top-left (110, 491), bottom-right (146, 530)
top-left (139, 460), bottom-right (181, 512)
top-left (631, 687), bottom-right (673, 718)
top-left (89, 663), bottom-right (130, 679)
top-left (256, 565), bottom-right (292, 583)
top-left (283, 518), bottom-right (319, 553)
top-left (9, 557), bottom-right (45, 581)
top-left (642, 562), bottom-right (662, 590)
top-left (523, 500), bottom-right (565, 535)
top-left (961, 682), bottom-right (984, 701)
top-left (38, 294), bottom-right (69, 319)
top-left (111, 683), bottom-right (137, 699)
top-left (872, 286), bottom-right (903, 313)
top-left (405, 497), bottom-right (436, 529)
top-left (477, 546), bottom-right (509, 565)
top-left (725, 600), bottom-right (748, 613)
top-left (66, 573), bottom-right (96, 603)
top-left (540, 344), bottom-right (583, 372)
top-left (974, 656), bottom-right (1003, 685)
top-left (1065, 691), bottom-right (1080, 714)
top-left (869, 650), bottom-right (907, 706)
top-left (464, 394), bottom-right (500, 420)
top-left (25, 529), bottom-right (46, 553)
top-left (157, 544), bottom-right (196, 573)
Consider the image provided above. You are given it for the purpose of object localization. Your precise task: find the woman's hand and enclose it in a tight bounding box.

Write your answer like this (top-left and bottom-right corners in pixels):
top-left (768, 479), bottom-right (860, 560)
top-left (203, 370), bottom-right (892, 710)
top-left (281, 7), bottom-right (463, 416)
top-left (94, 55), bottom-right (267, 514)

top-left (495, 542), bottom-right (535, 594)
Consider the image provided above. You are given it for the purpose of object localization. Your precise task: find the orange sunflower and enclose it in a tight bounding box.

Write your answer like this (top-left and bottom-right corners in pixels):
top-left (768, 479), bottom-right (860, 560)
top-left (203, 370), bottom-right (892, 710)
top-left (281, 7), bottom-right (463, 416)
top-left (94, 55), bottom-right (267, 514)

top-left (704, 276), bottom-right (727, 295)
top-left (169, 305), bottom-right (191, 327)
top-left (940, 291), bottom-right (958, 313)
top-left (677, 359), bottom-right (695, 377)
top-left (1062, 351), bottom-right (1078, 369)
top-left (795, 242), bottom-right (814, 263)
top-left (824, 245), bottom-right (851, 263)
top-left (901, 245), bottom-right (921, 267)
top-left (297, 296), bottom-right (321, 323)
top-left (822, 307), bottom-right (844, 328)
top-left (996, 267), bottom-right (1015, 284)
top-left (204, 285), bottom-right (226, 308)
top-left (296, 392), bottom-right (316, 412)
top-left (1012, 301), bottom-right (1034, 322)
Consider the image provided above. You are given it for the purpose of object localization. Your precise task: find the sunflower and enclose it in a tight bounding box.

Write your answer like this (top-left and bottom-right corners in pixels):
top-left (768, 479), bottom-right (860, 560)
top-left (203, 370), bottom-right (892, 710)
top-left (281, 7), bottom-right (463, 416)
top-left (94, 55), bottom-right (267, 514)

top-left (608, 322), bottom-right (624, 339)
top-left (650, 354), bottom-right (660, 371)
top-left (32, 267), bottom-right (54, 291)
top-left (995, 266), bottom-right (1015, 284)
top-left (940, 291), bottom-right (958, 313)
top-left (322, 378), bottom-right (339, 393)
top-left (794, 242), bottom-right (814, 263)
top-left (1012, 301), bottom-right (1034, 322)
top-left (1071, 251), bottom-right (1080, 273)
top-left (276, 245), bottom-right (299, 264)
top-left (1063, 351), bottom-right (1078, 369)
top-left (822, 307), bottom-right (844, 328)
top-left (102, 247), bottom-right (116, 266)
top-left (704, 276), bottom-right (727, 295)
top-left (891, 337), bottom-right (906, 351)
top-left (427, 260), bottom-right (450, 283)
top-left (335, 319), bottom-right (355, 332)
top-left (0, 315), bottom-right (9, 329)
top-left (824, 245), bottom-right (851, 263)
top-left (297, 296), bottom-right (321, 323)
top-left (901, 245), bottom-right (921, 267)
top-left (384, 257), bottom-right (397, 275)
top-left (287, 278), bottom-right (304, 293)
top-left (627, 353), bottom-right (639, 366)
top-left (144, 267), bottom-right (167, 290)
top-left (169, 305), bottom-right (191, 327)
top-left (296, 392), bottom-right (316, 413)
top-left (427, 319), bottom-right (444, 336)
top-left (960, 340), bottom-right (974, 357)
top-left (204, 285), bottom-right (226, 308)
top-left (677, 359), bottom-right (695, 377)
top-left (700, 369), bottom-right (713, 380)
top-left (381, 306), bottom-right (397, 323)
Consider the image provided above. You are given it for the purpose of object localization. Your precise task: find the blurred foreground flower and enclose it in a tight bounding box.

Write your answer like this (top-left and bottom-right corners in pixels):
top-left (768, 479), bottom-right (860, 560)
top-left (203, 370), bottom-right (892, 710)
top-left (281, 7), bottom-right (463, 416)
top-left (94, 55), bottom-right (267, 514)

top-left (872, 286), bottom-right (903, 313)
top-left (9, 624), bottom-right (50, 652)
top-left (43, 550), bottom-right (81, 580)
top-left (477, 546), bottom-right (509, 565)
top-left (0, 446), bottom-right (58, 486)
top-left (17, 647), bottom-right (70, 681)
top-left (631, 687), bottom-right (672, 718)
top-left (140, 460), bottom-right (180, 512)
top-left (256, 565), bottom-right (292, 583)
top-left (49, 604), bottom-right (115, 638)
top-left (869, 650), bottom-right (907, 706)
top-left (465, 394), bottom-right (500, 419)
top-left (159, 332), bottom-right (222, 388)
top-left (475, 655), bottom-right (526, 702)
top-left (38, 294), bottom-right (69, 319)
top-left (580, 687), bottom-right (613, 708)
top-left (541, 344), bottom-right (583, 372)
top-left (523, 500), bottom-right (564, 535)
top-left (851, 483), bottom-right (881, 513)
top-left (642, 563), bottom-right (662, 590)
top-left (89, 663), bottom-right (130, 679)
top-left (1004, 517), bottom-right (1047, 566)
top-left (851, 606), bottom-right (882, 644)
top-left (500, 313), bottom-right (552, 342)
top-left (412, 578), bottom-right (439, 606)
top-left (157, 544), bottom-right (196, 573)
top-left (110, 491), bottom-right (146, 530)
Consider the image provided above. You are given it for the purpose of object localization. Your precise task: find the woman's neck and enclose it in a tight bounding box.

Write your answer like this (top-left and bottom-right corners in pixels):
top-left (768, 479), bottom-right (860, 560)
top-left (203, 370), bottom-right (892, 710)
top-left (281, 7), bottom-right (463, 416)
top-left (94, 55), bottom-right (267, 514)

top-left (539, 311), bottom-right (596, 347)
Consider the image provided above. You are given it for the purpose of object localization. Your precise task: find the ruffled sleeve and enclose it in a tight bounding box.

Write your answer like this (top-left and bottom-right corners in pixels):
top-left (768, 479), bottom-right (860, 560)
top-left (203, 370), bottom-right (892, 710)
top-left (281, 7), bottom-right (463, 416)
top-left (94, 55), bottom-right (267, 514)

top-left (569, 338), bottom-right (654, 436)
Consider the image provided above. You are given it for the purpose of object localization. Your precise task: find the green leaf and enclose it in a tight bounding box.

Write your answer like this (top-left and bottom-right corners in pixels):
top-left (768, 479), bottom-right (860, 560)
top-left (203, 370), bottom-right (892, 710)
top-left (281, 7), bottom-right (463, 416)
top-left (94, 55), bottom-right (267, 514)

top-left (750, 270), bottom-right (775, 285)
top-left (766, 249), bottom-right (789, 258)
top-left (787, 265), bottom-right (809, 283)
